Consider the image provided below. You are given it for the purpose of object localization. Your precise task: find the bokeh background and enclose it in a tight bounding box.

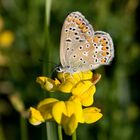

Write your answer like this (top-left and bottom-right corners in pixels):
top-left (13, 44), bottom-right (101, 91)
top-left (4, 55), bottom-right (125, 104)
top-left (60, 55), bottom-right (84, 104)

top-left (0, 0), bottom-right (140, 140)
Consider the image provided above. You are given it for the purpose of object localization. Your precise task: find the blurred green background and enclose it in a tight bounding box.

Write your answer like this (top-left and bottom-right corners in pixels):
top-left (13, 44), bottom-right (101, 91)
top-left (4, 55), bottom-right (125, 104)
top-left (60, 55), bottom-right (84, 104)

top-left (0, 0), bottom-right (140, 140)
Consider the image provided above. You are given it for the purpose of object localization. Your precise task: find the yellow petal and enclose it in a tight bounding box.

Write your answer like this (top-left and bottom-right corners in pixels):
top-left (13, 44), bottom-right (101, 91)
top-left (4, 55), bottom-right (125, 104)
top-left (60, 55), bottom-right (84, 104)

top-left (80, 85), bottom-right (96, 106)
top-left (58, 80), bottom-right (74, 93)
top-left (36, 76), bottom-right (60, 92)
top-left (52, 101), bottom-right (67, 124)
top-left (83, 107), bottom-right (103, 124)
top-left (65, 100), bottom-right (84, 123)
top-left (62, 114), bottom-right (78, 136)
top-left (71, 81), bottom-right (96, 106)
top-left (29, 107), bottom-right (44, 125)
top-left (37, 98), bottom-right (58, 120)
top-left (72, 81), bottom-right (93, 95)
top-left (81, 71), bottom-right (93, 80)
top-left (57, 72), bottom-right (80, 83)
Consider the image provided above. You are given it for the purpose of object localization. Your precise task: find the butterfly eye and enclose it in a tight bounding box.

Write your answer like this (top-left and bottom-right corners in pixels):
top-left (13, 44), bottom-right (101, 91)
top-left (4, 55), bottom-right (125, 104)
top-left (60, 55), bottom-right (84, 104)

top-left (56, 67), bottom-right (63, 72)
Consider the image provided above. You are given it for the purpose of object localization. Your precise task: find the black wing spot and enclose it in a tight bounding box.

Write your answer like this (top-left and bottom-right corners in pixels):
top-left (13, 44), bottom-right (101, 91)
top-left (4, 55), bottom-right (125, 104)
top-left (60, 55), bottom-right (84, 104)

top-left (66, 39), bottom-right (72, 42)
top-left (90, 64), bottom-right (94, 68)
top-left (79, 46), bottom-right (83, 50)
top-left (86, 44), bottom-right (90, 48)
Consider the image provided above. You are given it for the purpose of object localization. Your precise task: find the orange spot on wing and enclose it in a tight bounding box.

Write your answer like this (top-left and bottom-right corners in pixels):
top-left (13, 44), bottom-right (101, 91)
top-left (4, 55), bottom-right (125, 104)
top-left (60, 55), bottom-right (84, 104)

top-left (102, 46), bottom-right (108, 51)
top-left (82, 27), bottom-right (88, 33)
top-left (75, 19), bottom-right (81, 25)
top-left (79, 23), bottom-right (85, 29)
top-left (101, 52), bottom-right (107, 56)
top-left (93, 37), bottom-right (99, 43)
top-left (101, 59), bottom-right (106, 63)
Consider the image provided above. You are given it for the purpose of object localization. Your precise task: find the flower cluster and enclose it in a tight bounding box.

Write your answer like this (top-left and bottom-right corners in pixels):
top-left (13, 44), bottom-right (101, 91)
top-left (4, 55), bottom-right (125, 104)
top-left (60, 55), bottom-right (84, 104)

top-left (29, 71), bottom-right (103, 135)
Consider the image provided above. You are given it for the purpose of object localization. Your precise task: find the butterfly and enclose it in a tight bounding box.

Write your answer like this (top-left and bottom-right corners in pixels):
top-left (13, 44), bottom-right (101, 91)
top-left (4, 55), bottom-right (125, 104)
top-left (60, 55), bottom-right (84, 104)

top-left (57, 11), bottom-right (114, 74)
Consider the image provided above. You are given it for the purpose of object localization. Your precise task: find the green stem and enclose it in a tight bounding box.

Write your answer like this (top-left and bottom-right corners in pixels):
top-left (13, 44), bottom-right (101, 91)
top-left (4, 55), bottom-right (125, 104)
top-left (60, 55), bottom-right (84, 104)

top-left (43, 0), bottom-right (52, 75)
top-left (0, 123), bottom-right (5, 140)
top-left (72, 131), bottom-right (77, 140)
top-left (44, 1), bottom-right (59, 140)
top-left (20, 116), bottom-right (28, 140)
top-left (58, 125), bottom-right (63, 140)
top-left (46, 122), bottom-right (58, 140)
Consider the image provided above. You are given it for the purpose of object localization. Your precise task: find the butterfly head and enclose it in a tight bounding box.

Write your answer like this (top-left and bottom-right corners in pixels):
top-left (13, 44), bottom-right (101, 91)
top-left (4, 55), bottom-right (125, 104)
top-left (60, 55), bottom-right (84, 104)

top-left (56, 65), bottom-right (77, 74)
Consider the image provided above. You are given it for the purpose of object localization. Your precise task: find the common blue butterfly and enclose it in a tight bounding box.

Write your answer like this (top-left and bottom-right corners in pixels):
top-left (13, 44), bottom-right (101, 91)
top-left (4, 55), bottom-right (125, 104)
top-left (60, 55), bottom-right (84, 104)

top-left (57, 12), bottom-right (114, 73)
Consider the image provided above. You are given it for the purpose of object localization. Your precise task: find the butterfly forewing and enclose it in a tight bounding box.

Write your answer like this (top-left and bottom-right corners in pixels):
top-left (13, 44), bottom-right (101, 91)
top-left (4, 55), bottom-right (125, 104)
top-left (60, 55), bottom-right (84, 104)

top-left (60, 12), bottom-right (94, 68)
top-left (59, 11), bottom-right (114, 73)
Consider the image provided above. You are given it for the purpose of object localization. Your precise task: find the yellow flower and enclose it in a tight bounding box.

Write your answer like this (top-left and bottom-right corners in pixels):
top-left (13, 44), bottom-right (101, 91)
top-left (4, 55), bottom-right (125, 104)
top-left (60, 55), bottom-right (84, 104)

top-left (29, 107), bottom-right (44, 125)
top-left (29, 97), bottom-right (103, 136)
top-left (36, 71), bottom-right (101, 106)
top-left (0, 30), bottom-right (15, 47)
top-left (36, 77), bottom-right (60, 92)
top-left (30, 71), bottom-right (102, 135)
top-left (57, 71), bottom-right (93, 93)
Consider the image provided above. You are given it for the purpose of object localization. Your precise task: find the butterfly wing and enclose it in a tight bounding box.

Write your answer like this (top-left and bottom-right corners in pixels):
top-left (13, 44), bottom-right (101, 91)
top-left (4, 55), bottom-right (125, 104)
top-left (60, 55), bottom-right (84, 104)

top-left (60, 12), bottom-right (114, 73)
top-left (67, 31), bottom-right (114, 72)
top-left (60, 11), bottom-right (94, 69)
